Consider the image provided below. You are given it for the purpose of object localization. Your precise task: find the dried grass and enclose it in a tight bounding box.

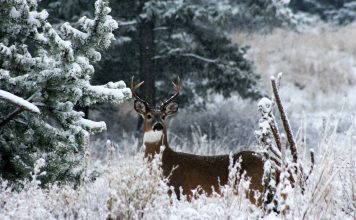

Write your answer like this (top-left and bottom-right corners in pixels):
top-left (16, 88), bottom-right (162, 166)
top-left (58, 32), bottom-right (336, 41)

top-left (231, 22), bottom-right (356, 97)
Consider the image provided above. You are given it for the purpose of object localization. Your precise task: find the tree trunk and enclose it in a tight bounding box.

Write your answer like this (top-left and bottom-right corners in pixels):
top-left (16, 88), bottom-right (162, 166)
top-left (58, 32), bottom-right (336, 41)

top-left (139, 15), bottom-right (155, 106)
top-left (136, 14), bottom-right (155, 147)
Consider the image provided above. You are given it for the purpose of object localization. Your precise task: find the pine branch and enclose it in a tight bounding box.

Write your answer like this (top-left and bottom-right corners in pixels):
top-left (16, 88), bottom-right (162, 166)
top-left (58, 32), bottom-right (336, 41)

top-left (0, 90), bottom-right (40, 127)
top-left (0, 108), bottom-right (24, 128)
top-left (0, 89), bottom-right (40, 113)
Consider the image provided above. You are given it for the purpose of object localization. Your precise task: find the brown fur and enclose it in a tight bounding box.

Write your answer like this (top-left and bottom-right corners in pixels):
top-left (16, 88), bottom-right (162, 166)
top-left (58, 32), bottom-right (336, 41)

top-left (144, 125), bottom-right (264, 205)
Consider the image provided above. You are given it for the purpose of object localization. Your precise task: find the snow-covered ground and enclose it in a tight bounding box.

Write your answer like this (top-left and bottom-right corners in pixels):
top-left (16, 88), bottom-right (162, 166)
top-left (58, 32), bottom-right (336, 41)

top-left (1, 23), bottom-right (356, 219)
top-left (0, 127), bottom-right (354, 219)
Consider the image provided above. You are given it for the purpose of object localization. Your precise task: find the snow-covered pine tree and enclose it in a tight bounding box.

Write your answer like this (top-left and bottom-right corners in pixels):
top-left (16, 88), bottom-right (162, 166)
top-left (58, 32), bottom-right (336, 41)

top-left (290, 0), bottom-right (356, 24)
top-left (0, 0), bottom-right (131, 185)
top-left (44, 0), bottom-right (263, 107)
top-left (230, 0), bottom-right (301, 31)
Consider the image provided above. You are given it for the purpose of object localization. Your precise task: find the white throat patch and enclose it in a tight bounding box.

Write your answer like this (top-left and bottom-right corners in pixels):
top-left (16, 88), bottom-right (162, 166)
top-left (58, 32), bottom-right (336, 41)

top-left (143, 130), bottom-right (163, 143)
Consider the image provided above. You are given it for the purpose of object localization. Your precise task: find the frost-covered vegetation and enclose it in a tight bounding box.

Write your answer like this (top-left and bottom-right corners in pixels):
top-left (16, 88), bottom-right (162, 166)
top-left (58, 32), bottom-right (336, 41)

top-left (290, 0), bottom-right (356, 25)
top-left (1, 71), bottom-right (356, 219)
top-left (231, 22), bottom-right (356, 131)
top-left (0, 0), bottom-right (131, 184)
top-left (0, 115), bottom-right (355, 219)
top-left (1, 0), bottom-right (356, 219)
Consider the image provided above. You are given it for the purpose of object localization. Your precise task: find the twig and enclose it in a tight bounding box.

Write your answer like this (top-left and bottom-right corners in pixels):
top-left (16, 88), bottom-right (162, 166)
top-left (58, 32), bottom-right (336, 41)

top-left (305, 149), bottom-right (315, 181)
top-left (271, 77), bottom-right (298, 166)
top-left (0, 108), bottom-right (24, 127)
top-left (269, 114), bottom-right (282, 154)
top-left (271, 75), bottom-right (308, 192)
top-left (117, 20), bottom-right (137, 27)
top-left (276, 72), bottom-right (283, 89)
top-left (182, 53), bottom-right (217, 63)
top-left (268, 73), bottom-right (283, 159)
top-left (269, 145), bottom-right (281, 162)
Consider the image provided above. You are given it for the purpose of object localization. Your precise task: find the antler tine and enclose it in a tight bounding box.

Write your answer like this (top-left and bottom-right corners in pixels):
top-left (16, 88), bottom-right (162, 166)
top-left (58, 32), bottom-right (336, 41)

top-left (131, 76), bottom-right (147, 104)
top-left (172, 76), bottom-right (181, 92)
top-left (161, 76), bottom-right (181, 110)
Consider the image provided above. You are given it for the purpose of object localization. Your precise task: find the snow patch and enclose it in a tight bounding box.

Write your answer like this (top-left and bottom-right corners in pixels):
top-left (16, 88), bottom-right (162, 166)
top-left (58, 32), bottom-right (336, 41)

top-left (9, 7), bottom-right (21, 19)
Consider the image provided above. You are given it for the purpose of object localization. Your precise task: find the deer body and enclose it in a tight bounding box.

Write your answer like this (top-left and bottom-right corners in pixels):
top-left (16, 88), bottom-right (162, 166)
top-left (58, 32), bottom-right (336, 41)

top-left (143, 124), bottom-right (264, 204)
top-left (132, 77), bottom-right (265, 205)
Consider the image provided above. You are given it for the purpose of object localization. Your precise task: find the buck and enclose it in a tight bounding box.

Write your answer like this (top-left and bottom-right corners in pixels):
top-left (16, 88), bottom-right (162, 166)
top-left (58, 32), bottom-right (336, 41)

top-left (131, 77), bottom-right (265, 205)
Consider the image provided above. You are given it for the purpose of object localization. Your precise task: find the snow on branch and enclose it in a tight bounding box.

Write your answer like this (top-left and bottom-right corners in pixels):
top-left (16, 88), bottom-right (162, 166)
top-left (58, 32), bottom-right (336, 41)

top-left (0, 89), bottom-right (40, 114)
top-left (78, 118), bottom-right (106, 133)
top-left (117, 20), bottom-right (138, 27)
top-left (255, 97), bottom-right (279, 212)
top-left (182, 53), bottom-right (218, 63)
top-left (80, 0), bottom-right (118, 49)
top-left (0, 0), bottom-right (131, 184)
top-left (257, 97), bottom-right (282, 161)
top-left (0, 43), bottom-right (36, 69)
top-left (81, 81), bottom-right (131, 105)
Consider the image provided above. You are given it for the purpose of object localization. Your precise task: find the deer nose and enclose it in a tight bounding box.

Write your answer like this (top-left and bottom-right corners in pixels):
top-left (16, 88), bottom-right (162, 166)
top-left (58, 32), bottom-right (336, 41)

top-left (153, 123), bottom-right (163, 131)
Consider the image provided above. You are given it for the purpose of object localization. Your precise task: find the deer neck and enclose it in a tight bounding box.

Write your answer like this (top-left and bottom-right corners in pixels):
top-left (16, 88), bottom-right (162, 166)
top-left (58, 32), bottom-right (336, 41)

top-left (143, 129), bottom-right (170, 158)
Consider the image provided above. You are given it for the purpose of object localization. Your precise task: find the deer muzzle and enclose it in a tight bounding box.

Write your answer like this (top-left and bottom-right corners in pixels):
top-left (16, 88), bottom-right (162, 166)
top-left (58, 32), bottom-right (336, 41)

top-left (153, 122), bottom-right (164, 131)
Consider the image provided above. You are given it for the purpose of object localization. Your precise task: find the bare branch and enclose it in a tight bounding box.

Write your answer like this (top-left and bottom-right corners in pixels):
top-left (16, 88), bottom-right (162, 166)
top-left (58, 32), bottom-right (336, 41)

top-left (276, 72), bottom-right (283, 89)
top-left (117, 20), bottom-right (137, 27)
top-left (271, 77), bottom-right (298, 166)
top-left (269, 114), bottom-right (282, 154)
top-left (182, 53), bottom-right (217, 63)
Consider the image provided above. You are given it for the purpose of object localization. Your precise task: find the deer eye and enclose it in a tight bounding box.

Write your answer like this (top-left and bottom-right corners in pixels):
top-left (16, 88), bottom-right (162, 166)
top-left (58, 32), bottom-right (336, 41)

top-left (147, 114), bottom-right (152, 119)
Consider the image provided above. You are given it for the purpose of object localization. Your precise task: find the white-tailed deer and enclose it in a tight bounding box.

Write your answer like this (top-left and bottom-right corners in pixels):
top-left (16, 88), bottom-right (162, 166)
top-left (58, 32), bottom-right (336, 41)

top-left (131, 77), bottom-right (265, 205)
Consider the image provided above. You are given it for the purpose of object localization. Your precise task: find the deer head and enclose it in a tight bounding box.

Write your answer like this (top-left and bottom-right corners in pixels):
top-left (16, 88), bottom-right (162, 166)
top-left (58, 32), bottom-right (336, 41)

top-left (131, 77), bottom-right (180, 146)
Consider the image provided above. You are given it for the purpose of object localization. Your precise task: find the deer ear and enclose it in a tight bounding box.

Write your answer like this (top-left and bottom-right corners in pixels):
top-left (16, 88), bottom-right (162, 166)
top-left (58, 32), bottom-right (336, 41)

top-left (164, 102), bottom-right (179, 115)
top-left (134, 100), bottom-right (147, 115)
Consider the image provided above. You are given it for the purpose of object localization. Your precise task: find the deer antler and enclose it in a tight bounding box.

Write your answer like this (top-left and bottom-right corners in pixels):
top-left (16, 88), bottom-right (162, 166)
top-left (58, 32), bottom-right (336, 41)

top-left (131, 76), bottom-right (148, 105)
top-left (161, 76), bottom-right (181, 110)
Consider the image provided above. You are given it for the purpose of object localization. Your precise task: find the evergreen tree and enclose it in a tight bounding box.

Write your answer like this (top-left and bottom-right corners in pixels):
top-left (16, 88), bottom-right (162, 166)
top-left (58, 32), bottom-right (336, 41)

top-left (41, 0), bottom-right (265, 107)
top-left (106, 0), bottom-right (263, 105)
top-left (230, 0), bottom-right (300, 30)
top-left (0, 0), bottom-right (131, 184)
top-left (290, 0), bottom-right (356, 24)
top-left (37, 0), bottom-right (299, 141)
